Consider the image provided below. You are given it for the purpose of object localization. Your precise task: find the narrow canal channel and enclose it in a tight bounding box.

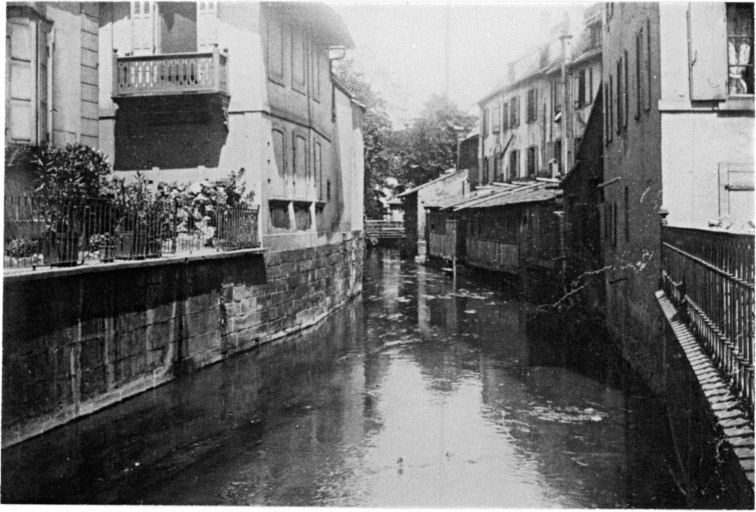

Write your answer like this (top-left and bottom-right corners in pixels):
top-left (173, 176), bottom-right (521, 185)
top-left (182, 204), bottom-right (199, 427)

top-left (2, 250), bottom-right (684, 507)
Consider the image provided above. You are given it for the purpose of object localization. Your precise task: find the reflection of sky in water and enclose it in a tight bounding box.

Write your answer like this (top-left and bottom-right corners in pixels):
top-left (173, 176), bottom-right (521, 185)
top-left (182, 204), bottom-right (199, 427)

top-left (2, 250), bottom-right (682, 508)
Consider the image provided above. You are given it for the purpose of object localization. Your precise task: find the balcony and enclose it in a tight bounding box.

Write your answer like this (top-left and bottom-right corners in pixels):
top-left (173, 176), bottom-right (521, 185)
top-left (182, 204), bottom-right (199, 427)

top-left (112, 49), bottom-right (229, 111)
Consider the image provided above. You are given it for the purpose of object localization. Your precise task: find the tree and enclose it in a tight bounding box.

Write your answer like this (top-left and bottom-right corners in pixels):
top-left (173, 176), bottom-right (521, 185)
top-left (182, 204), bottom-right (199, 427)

top-left (334, 59), bottom-right (394, 219)
top-left (397, 94), bottom-right (476, 187)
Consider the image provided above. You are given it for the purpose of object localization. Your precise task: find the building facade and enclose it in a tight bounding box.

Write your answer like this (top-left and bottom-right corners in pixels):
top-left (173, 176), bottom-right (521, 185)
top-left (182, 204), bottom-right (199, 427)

top-left (477, 6), bottom-right (602, 187)
top-left (5, 2), bottom-right (100, 192)
top-left (98, 1), bottom-right (364, 251)
top-left (600, 2), bottom-right (754, 381)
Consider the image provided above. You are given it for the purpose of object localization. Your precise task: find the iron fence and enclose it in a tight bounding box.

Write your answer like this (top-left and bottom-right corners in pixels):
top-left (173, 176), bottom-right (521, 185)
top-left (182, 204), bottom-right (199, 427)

top-left (661, 226), bottom-right (754, 411)
top-left (4, 195), bottom-right (259, 270)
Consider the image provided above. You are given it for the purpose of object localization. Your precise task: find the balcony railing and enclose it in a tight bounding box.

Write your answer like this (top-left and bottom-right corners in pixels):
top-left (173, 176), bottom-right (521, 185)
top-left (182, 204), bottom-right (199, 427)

top-left (661, 225), bottom-right (755, 411)
top-left (113, 48), bottom-right (228, 99)
top-left (4, 195), bottom-right (258, 270)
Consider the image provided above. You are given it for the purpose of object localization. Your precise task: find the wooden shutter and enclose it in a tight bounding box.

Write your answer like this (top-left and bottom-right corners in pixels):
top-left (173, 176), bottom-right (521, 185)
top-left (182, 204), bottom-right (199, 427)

top-left (688, 2), bottom-right (728, 100)
top-left (270, 128), bottom-right (286, 197)
top-left (197, 1), bottom-right (218, 52)
top-left (9, 20), bottom-right (34, 143)
top-left (132, 1), bottom-right (154, 56)
top-left (293, 133), bottom-right (307, 198)
top-left (314, 141), bottom-right (322, 200)
top-left (719, 163), bottom-right (754, 220)
top-left (37, 25), bottom-right (48, 144)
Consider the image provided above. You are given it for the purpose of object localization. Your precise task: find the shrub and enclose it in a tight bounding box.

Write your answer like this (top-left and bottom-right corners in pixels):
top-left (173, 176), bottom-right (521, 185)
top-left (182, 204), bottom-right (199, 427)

top-left (31, 143), bottom-right (112, 200)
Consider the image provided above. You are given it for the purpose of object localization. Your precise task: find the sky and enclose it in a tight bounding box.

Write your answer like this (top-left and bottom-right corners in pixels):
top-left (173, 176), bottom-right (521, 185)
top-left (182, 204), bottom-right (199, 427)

top-left (328, 1), bottom-right (594, 127)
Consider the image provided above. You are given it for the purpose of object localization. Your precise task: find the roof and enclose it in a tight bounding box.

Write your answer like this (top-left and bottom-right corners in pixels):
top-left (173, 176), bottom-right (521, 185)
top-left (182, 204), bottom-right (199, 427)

top-left (270, 2), bottom-right (354, 49)
top-left (436, 182), bottom-right (528, 211)
top-left (397, 169), bottom-right (466, 198)
top-left (455, 182), bottom-right (561, 211)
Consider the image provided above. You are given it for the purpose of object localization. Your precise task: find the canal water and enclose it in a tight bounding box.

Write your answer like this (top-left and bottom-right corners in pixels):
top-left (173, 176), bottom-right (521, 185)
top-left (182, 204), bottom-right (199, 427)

top-left (2, 250), bottom-right (684, 507)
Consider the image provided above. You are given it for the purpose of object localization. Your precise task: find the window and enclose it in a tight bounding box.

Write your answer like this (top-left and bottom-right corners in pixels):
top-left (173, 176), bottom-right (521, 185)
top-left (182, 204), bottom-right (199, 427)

top-left (623, 51), bottom-right (629, 128)
top-left (7, 16), bottom-right (51, 146)
top-left (293, 133), bottom-right (307, 187)
top-left (624, 187), bottom-right (630, 242)
top-left (616, 59), bottom-right (622, 134)
top-left (267, 16), bottom-right (284, 84)
top-left (314, 141), bottom-right (323, 200)
top-left (510, 96), bottom-right (520, 127)
top-left (635, 31), bottom-right (642, 119)
top-left (576, 70), bottom-right (586, 108)
top-left (645, 19), bottom-right (652, 110)
top-left (270, 203), bottom-right (290, 229)
top-left (508, 150), bottom-right (519, 181)
top-left (527, 146), bottom-right (538, 177)
top-left (552, 80), bottom-right (562, 116)
top-left (605, 79), bottom-right (613, 143)
top-left (294, 203), bottom-right (311, 231)
top-left (482, 108), bottom-right (489, 137)
top-left (527, 88), bottom-right (537, 123)
top-left (727, 3), bottom-right (754, 95)
top-left (494, 154), bottom-right (502, 182)
top-left (493, 102), bottom-right (501, 133)
top-left (502, 103), bottom-right (509, 131)
top-left (271, 128), bottom-right (286, 196)
top-left (312, 47), bottom-right (322, 102)
top-left (291, 26), bottom-right (306, 93)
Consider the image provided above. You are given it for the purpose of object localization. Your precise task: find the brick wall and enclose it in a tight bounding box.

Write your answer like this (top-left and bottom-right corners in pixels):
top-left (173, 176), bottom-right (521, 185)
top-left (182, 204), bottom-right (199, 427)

top-left (2, 235), bottom-right (363, 448)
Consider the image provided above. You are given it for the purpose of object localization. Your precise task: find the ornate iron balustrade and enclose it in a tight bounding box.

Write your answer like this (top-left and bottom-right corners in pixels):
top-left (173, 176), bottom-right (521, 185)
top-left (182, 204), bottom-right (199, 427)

top-left (113, 48), bottom-right (228, 98)
top-left (661, 225), bottom-right (755, 412)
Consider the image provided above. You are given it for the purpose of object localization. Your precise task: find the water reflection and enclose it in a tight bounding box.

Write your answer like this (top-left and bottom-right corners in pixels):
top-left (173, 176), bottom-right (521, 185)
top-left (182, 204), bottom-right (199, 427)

top-left (2, 249), bottom-right (682, 507)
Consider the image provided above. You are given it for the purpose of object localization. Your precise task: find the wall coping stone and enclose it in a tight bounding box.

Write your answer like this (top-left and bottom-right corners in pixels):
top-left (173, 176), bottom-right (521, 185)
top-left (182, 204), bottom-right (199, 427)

top-left (3, 248), bottom-right (267, 284)
top-left (656, 289), bottom-right (755, 487)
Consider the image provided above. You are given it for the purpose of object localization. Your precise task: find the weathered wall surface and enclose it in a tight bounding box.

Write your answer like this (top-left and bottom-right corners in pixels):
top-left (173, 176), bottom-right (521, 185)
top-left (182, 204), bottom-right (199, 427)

top-left (2, 235), bottom-right (363, 448)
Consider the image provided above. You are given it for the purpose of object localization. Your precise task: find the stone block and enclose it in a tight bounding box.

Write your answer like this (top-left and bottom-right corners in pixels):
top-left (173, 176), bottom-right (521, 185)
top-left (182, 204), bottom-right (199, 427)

top-left (186, 292), bottom-right (218, 315)
top-left (184, 310), bottom-right (219, 337)
top-left (186, 332), bottom-right (221, 359)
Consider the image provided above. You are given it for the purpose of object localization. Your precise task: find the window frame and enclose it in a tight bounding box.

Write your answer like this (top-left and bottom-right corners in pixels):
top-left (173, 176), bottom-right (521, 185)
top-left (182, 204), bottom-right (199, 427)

top-left (7, 14), bottom-right (53, 147)
top-left (725, 2), bottom-right (754, 97)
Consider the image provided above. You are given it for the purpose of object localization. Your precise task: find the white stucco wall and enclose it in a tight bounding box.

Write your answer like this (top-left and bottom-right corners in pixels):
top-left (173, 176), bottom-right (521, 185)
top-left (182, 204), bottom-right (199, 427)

top-left (661, 113), bottom-right (753, 227)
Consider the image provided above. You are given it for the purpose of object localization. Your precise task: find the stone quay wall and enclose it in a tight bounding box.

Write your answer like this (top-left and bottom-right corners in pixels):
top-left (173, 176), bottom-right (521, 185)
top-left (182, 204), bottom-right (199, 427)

top-left (2, 234), bottom-right (364, 448)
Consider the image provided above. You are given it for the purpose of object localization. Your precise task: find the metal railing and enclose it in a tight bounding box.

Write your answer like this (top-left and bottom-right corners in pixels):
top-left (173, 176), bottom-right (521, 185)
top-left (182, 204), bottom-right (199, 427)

top-left (661, 225), bottom-right (755, 411)
top-left (113, 47), bottom-right (228, 98)
top-left (4, 195), bottom-right (259, 270)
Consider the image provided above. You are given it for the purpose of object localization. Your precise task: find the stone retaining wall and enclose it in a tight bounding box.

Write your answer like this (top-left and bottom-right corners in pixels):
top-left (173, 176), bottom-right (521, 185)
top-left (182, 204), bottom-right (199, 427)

top-left (2, 234), bottom-right (363, 448)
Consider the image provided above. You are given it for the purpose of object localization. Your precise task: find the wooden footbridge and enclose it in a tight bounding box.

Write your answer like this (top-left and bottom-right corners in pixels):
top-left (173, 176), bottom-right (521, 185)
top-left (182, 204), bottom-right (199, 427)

top-left (365, 220), bottom-right (406, 246)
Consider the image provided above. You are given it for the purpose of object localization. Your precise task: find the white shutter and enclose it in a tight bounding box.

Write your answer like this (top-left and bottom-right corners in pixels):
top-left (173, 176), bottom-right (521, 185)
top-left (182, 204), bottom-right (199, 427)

top-left (9, 20), bottom-right (34, 143)
top-left (197, 1), bottom-right (218, 52)
top-left (688, 3), bottom-right (728, 100)
top-left (719, 163), bottom-right (754, 221)
top-left (132, 1), bottom-right (154, 56)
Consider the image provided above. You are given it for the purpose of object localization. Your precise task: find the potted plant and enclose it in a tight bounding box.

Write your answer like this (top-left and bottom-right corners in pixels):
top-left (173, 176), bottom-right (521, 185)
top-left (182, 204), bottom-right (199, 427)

top-left (113, 173), bottom-right (165, 260)
top-left (30, 144), bottom-right (112, 267)
top-left (89, 233), bottom-right (115, 263)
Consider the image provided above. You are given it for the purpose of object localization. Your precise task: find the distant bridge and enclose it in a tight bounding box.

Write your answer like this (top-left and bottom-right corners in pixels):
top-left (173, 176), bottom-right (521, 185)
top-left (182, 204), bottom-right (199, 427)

top-left (365, 220), bottom-right (405, 244)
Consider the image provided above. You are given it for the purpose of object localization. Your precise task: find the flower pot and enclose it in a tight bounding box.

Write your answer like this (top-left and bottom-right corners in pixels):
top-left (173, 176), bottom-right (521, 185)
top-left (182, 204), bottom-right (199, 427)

top-left (115, 231), bottom-right (147, 260)
top-left (115, 232), bottom-right (162, 260)
top-left (98, 244), bottom-right (115, 263)
top-left (42, 232), bottom-right (79, 267)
